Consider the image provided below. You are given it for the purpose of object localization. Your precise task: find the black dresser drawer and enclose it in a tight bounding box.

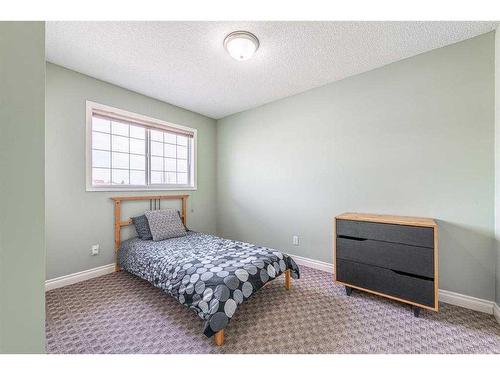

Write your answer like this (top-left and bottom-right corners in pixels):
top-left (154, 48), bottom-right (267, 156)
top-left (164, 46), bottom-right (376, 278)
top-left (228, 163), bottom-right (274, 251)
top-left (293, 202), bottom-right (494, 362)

top-left (336, 237), bottom-right (434, 278)
top-left (336, 219), bottom-right (434, 248)
top-left (336, 259), bottom-right (435, 307)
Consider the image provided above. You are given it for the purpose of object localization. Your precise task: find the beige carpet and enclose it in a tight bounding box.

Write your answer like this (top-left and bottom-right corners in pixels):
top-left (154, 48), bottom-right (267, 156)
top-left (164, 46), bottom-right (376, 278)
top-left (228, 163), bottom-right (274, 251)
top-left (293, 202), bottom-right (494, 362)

top-left (45, 266), bottom-right (500, 354)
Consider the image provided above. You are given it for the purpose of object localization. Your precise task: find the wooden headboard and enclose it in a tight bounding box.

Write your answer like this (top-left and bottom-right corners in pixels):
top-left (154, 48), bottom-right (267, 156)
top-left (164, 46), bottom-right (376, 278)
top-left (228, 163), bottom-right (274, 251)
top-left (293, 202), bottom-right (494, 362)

top-left (110, 195), bottom-right (189, 271)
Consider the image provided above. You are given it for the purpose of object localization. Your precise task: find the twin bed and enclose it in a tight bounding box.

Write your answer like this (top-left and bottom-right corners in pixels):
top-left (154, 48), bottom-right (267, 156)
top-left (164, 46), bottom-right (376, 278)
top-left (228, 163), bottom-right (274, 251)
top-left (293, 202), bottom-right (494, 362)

top-left (112, 195), bottom-right (300, 346)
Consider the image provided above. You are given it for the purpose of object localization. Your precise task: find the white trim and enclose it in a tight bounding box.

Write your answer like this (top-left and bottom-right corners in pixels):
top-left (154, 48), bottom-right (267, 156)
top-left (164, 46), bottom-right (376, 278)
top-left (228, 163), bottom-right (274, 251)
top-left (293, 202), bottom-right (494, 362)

top-left (289, 253), bottom-right (498, 318)
top-left (289, 253), bottom-right (334, 274)
top-left (494, 303), bottom-right (500, 324)
top-left (85, 186), bottom-right (198, 192)
top-left (85, 100), bottom-right (198, 192)
top-left (45, 263), bottom-right (115, 291)
top-left (438, 290), bottom-right (494, 314)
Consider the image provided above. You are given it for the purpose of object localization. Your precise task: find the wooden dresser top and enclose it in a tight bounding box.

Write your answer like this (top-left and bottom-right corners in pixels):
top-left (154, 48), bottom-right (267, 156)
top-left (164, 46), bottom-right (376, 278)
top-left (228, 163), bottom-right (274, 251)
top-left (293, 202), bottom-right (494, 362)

top-left (336, 212), bottom-right (437, 228)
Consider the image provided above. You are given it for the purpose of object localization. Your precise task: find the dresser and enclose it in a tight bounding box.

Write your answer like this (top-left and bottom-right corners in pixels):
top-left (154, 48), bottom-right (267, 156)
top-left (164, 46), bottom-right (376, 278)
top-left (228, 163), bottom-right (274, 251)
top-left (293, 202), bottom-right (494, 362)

top-left (334, 213), bottom-right (438, 316)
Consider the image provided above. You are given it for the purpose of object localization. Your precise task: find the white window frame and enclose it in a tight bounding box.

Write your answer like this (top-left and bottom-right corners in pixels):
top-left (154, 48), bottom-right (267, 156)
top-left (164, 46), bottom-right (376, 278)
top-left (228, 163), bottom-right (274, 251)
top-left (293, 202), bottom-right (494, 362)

top-left (85, 101), bottom-right (197, 192)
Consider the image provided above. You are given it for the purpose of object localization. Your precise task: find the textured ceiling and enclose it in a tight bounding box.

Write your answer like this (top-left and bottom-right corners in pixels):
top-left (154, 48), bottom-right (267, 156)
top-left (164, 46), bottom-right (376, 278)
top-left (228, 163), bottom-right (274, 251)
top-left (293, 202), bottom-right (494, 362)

top-left (46, 21), bottom-right (498, 119)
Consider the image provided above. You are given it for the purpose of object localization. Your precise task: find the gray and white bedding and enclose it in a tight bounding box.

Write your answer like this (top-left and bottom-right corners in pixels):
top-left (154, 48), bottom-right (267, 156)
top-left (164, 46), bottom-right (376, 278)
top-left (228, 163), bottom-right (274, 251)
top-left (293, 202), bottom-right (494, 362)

top-left (119, 231), bottom-right (300, 337)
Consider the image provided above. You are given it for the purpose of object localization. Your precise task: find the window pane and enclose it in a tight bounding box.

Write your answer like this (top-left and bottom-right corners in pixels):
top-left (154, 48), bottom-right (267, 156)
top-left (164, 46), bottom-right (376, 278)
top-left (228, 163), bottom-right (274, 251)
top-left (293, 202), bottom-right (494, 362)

top-left (92, 168), bottom-right (110, 185)
top-left (176, 159), bottom-right (188, 172)
top-left (92, 132), bottom-right (110, 150)
top-left (151, 156), bottom-right (163, 171)
top-left (112, 135), bottom-right (129, 153)
top-left (130, 125), bottom-right (145, 139)
top-left (89, 105), bottom-right (195, 189)
top-left (164, 158), bottom-right (176, 172)
top-left (112, 121), bottom-right (129, 136)
top-left (150, 171), bottom-right (163, 184)
top-left (165, 172), bottom-right (177, 184)
top-left (130, 138), bottom-right (145, 155)
top-left (177, 172), bottom-right (188, 185)
top-left (177, 145), bottom-right (187, 159)
top-left (164, 143), bottom-right (176, 158)
top-left (112, 169), bottom-right (129, 185)
top-left (151, 129), bottom-right (163, 142)
top-left (177, 135), bottom-right (188, 146)
top-left (130, 154), bottom-right (145, 170)
top-left (151, 141), bottom-right (163, 156)
top-left (130, 170), bottom-right (146, 185)
top-left (92, 117), bottom-right (110, 133)
top-left (164, 132), bottom-right (176, 144)
top-left (112, 152), bottom-right (129, 169)
top-left (92, 150), bottom-right (110, 168)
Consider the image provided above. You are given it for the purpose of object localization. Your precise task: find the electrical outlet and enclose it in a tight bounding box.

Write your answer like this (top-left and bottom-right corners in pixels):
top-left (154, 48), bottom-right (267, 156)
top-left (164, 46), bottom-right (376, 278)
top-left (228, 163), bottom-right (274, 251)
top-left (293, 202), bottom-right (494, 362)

top-left (292, 235), bottom-right (299, 246)
top-left (91, 244), bottom-right (100, 256)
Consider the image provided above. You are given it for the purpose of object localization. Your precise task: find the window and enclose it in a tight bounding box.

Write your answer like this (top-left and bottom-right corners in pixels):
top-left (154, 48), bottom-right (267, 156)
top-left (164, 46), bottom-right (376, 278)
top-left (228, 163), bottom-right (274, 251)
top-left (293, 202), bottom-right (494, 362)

top-left (86, 101), bottom-right (196, 191)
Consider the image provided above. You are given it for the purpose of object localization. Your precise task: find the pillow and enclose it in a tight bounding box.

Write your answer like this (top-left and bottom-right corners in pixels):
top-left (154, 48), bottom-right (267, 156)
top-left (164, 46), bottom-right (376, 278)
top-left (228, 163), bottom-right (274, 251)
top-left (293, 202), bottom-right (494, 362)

top-left (145, 208), bottom-right (187, 241)
top-left (177, 210), bottom-right (189, 231)
top-left (131, 215), bottom-right (153, 240)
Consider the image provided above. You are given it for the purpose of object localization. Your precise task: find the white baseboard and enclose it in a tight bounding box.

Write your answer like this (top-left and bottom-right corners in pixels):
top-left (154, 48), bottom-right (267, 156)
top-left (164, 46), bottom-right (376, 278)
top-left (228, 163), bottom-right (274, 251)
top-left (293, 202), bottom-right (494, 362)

top-left (290, 253), bottom-right (498, 318)
top-left (45, 263), bottom-right (115, 291)
top-left (494, 303), bottom-right (500, 324)
top-left (438, 290), bottom-right (494, 314)
top-left (288, 253), bottom-right (334, 273)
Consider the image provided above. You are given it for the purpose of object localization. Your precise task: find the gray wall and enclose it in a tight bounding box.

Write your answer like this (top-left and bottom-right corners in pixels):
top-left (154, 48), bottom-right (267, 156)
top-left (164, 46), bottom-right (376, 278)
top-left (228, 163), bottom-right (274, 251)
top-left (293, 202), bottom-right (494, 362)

top-left (495, 30), bottom-right (500, 305)
top-left (0, 22), bottom-right (46, 353)
top-left (46, 63), bottom-right (217, 279)
top-left (217, 33), bottom-right (496, 301)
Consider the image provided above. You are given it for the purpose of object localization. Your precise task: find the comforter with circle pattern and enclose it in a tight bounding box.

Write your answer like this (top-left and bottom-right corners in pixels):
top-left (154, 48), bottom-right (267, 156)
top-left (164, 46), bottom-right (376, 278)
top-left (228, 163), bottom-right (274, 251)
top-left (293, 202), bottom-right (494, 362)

top-left (119, 231), bottom-right (300, 337)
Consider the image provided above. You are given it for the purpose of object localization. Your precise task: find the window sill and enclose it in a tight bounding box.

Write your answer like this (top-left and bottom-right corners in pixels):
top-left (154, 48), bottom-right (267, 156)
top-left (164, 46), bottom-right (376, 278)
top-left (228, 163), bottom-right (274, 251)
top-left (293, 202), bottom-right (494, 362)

top-left (86, 186), bottom-right (197, 192)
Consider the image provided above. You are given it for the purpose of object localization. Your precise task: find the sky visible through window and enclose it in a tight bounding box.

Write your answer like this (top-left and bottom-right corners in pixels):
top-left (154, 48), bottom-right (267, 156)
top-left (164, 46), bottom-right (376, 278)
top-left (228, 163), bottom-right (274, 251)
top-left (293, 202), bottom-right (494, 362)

top-left (91, 115), bottom-right (191, 187)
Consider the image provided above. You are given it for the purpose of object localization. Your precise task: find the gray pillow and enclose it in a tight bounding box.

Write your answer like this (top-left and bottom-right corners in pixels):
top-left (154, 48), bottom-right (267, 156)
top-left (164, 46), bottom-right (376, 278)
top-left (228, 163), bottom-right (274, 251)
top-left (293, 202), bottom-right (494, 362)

top-left (131, 215), bottom-right (153, 240)
top-left (144, 208), bottom-right (187, 241)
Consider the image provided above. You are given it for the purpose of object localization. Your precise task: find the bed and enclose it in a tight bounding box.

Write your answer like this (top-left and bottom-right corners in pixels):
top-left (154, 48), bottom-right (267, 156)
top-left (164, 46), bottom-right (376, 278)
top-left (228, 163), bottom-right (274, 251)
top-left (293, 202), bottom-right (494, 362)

top-left (111, 195), bottom-right (300, 346)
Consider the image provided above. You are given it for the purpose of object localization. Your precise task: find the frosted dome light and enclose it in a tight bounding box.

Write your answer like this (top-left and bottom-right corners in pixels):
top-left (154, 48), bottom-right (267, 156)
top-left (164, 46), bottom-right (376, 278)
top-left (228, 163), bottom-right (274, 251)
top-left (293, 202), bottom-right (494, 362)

top-left (223, 31), bottom-right (259, 61)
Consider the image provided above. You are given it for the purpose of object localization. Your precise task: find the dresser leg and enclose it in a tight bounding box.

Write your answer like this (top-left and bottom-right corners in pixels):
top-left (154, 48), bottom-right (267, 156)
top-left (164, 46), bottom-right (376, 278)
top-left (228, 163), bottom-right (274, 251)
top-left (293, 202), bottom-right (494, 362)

top-left (345, 286), bottom-right (353, 296)
top-left (413, 306), bottom-right (421, 317)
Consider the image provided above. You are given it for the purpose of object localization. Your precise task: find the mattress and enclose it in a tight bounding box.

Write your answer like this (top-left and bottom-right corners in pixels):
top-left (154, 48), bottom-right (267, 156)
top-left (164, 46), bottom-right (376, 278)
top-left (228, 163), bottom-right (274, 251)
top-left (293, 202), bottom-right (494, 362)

top-left (119, 231), bottom-right (300, 337)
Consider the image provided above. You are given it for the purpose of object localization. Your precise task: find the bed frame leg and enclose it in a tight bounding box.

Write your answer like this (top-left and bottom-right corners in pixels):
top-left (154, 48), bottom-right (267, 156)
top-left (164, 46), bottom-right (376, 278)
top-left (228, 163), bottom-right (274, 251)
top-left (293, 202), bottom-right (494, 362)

top-left (284, 269), bottom-right (291, 290)
top-left (214, 330), bottom-right (224, 346)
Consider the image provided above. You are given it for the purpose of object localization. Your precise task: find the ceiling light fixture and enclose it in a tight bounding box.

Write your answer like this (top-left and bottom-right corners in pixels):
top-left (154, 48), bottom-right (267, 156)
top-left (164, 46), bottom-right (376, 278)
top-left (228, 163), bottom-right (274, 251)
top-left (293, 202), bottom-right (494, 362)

top-left (223, 31), bottom-right (259, 61)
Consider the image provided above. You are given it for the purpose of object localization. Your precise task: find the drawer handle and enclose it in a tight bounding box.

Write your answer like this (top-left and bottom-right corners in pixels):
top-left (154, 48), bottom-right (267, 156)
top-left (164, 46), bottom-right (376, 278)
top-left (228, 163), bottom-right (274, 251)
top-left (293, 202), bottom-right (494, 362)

top-left (338, 235), bottom-right (367, 242)
top-left (392, 269), bottom-right (433, 281)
